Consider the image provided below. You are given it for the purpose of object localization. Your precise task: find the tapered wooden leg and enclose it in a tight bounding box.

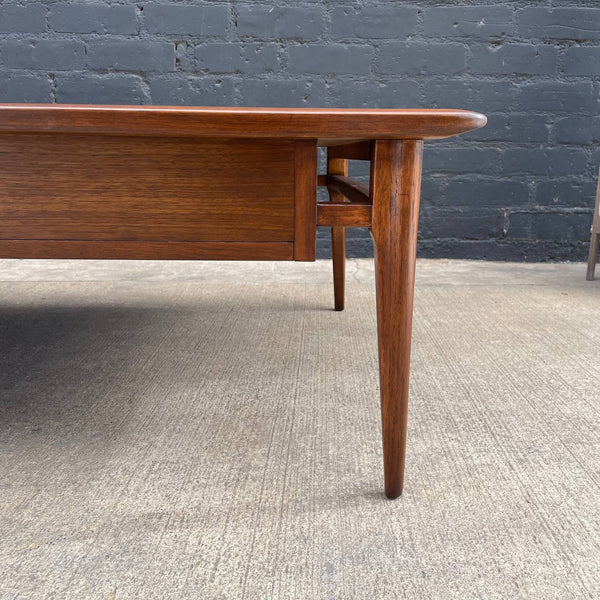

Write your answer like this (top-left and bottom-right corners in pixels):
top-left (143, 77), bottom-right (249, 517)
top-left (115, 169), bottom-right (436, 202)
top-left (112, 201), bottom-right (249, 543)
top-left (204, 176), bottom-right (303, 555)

top-left (331, 226), bottom-right (346, 310)
top-left (587, 233), bottom-right (599, 281)
top-left (370, 139), bottom-right (423, 499)
top-left (327, 155), bottom-right (349, 310)
top-left (586, 168), bottom-right (600, 281)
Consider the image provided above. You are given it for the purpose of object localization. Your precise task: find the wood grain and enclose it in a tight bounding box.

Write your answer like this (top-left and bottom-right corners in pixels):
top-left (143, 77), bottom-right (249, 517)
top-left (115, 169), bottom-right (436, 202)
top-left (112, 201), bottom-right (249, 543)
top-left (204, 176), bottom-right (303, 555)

top-left (0, 240), bottom-right (293, 260)
top-left (294, 140), bottom-right (318, 261)
top-left (328, 141), bottom-right (372, 161)
top-left (0, 104), bottom-right (487, 142)
top-left (317, 203), bottom-right (371, 228)
top-left (327, 175), bottom-right (370, 205)
top-left (0, 134), bottom-right (295, 243)
top-left (370, 139), bottom-right (424, 499)
top-left (327, 155), bottom-right (348, 311)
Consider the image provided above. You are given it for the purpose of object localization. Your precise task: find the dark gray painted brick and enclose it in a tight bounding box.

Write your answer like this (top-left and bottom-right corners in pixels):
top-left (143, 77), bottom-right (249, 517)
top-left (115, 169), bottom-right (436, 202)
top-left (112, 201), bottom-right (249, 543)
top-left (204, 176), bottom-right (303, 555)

top-left (236, 6), bottom-right (325, 40)
top-left (471, 80), bottom-right (519, 113)
top-left (516, 82), bottom-right (598, 113)
top-left (0, 72), bottom-right (52, 102)
top-left (238, 78), bottom-right (327, 107)
top-left (331, 6), bottom-right (417, 40)
top-left (420, 239), bottom-right (590, 262)
top-left (517, 8), bottom-right (600, 41)
top-left (506, 213), bottom-right (531, 240)
top-left (535, 181), bottom-right (599, 208)
top-left (529, 212), bottom-right (593, 241)
top-left (173, 41), bottom-right (196, 71)
top-left (288, 44), bottom-right (372, 75)
top-left (426, 79), bottom-right (519, 114)
top-left (445, 180), bottom-right (530, 208)
top-left (465, 114), bottom-right (548, 143)
top-left (144, 4), bottom-right (228, 36)
top-left (423, 6), bottom-right (514, 39)
top-left (504, 148), bottom-right (588, 176)
top-left (554, 116), bottom-right (600, 145)
top-left (0, 3), bottom-right (46, 33)
top-left (87, 41), bottom-right (175, 71)
top-left (592, 147), bottom-right (600, 173)
top-left (416, 239), bottom-right (514, 261)
top-left (424, 148), bottom-right (502, 175)
top-left (420, 177), bottom-right (446, 206)
top-left (196, 43), bottom-right (278, 74)
top-left (328, 79), bottom-right (421, 108)
top-left (149, 76), bottom-right (235, 105)
top-left (317, 229), bottom-right (373, 260)
top-left (424, 79), bottom-right (474, 109)
top-left (343, 157), bottom-right (369, 179)
top-left (49, 3), bottom-right (137, 35)
top-left (376, 43), bottom-right (466, 76)
top-left (420, 209), bottom-right (504, 239)
top-left (470, 44), bottom-right (557, 76)
top-left (56, 74), bottom-right (147, 104)
top-left (0, 40), bottom-right (86, 70)
top-left (562, 47), bottom-right (600, 77)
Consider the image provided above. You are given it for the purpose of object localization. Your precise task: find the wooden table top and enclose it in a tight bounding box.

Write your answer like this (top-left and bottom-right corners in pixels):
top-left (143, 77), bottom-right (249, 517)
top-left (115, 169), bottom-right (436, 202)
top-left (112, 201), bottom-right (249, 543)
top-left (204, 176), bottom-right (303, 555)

top-left (0, 104), bottom-right (486, 145)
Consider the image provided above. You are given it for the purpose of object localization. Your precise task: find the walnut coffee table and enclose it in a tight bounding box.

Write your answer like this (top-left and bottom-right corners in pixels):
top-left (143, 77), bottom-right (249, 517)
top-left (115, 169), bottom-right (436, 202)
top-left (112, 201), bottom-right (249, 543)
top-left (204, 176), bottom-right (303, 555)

top-left (0, 104), bottom-right (485, 498)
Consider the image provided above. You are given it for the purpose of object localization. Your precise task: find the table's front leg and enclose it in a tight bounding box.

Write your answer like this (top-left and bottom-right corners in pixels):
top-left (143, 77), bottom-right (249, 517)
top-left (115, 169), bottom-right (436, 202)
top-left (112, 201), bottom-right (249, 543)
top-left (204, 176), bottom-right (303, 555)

top-left (370, 139), bottom-right (424, 499)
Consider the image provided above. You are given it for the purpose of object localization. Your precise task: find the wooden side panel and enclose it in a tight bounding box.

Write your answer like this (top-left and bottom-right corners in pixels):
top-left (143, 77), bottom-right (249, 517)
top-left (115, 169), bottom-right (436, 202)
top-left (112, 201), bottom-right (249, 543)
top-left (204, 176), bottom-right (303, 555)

top-left (0, 240), bottom-right (293, 260)
top-left (294, 139), bottom-right (318, 261)
top-left (0, 134), bottom-right (295, 243)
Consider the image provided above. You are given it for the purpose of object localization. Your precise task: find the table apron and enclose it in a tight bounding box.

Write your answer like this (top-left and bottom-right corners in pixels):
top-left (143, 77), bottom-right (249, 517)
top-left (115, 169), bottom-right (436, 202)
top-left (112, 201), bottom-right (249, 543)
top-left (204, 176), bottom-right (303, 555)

top-left (0, 134), bottom-right (319, 261)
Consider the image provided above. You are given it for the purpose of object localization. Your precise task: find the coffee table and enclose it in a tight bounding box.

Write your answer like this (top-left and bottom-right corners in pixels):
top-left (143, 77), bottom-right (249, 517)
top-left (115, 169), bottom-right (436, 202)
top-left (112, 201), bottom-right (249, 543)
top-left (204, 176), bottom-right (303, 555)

top-left (0, 104), bottom-right (486, 498)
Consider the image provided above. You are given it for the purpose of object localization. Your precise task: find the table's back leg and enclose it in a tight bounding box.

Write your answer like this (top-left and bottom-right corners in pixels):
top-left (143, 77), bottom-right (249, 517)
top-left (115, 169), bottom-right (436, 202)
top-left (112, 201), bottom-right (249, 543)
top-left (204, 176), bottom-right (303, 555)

top-left (586, 167), bottom-right (600, 281)
top-left (588, 232), bottom-right (599, 281)
top-left (327, 155), bottom-right (349, 310)
top-left (370, 139), bottom-right (424, 499)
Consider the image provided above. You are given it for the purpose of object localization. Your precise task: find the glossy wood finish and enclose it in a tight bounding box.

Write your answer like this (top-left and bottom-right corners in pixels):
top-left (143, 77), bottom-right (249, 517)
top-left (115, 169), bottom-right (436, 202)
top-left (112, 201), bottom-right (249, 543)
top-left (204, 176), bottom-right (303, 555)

top-left (328, 141), bottom-right (372, 161)
top-left (0, 103), bottom-right (487, 499)
top-left (327, 156), bottom-right (348, 311)
top-left (370, 139), bottom-right (424, 499)
top-left (327, 175), bottom-right (370, 205)
top-left (0, 104), bottom-right (487, 144)
top-left (294, 140), bottom-right (318, 261)
top-left (0, 240), bottom-right (293, 260)
top-left (317, 202), bottom-right (372, 228)
top-left (0, 134), bottom-right (295, 243)
top-left (317, 173), bottom-right (373, 227)
top-left (586, 167), bottom-right (600, 281)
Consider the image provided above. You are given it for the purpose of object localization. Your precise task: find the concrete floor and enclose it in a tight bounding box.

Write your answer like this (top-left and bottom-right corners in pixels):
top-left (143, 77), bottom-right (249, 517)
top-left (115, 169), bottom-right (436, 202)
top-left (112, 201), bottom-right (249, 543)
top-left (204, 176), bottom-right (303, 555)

top-left (0, 258), bottom-right (599, 599)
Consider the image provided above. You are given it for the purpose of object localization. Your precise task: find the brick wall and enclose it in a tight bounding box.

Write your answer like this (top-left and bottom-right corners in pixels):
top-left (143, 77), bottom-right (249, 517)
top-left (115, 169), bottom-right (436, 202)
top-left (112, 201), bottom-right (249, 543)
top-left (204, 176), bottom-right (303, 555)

top-left (0, 1), bottom-right (599, 261)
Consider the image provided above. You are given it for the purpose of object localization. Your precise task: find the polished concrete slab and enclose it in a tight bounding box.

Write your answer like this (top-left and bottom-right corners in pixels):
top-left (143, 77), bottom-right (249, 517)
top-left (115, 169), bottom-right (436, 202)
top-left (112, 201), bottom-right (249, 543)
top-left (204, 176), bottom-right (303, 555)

top-left (1, 258), bottom-right (598, 599)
